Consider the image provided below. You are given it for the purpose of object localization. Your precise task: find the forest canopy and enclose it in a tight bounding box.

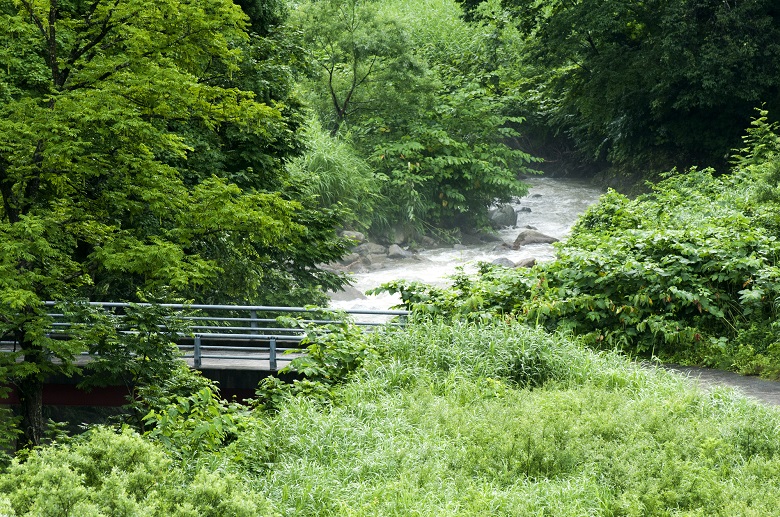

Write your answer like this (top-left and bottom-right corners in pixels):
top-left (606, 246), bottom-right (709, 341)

top-left (0, 0), bottom-right (351, 447)
top-left (460, 0), bottom-right (780, 174)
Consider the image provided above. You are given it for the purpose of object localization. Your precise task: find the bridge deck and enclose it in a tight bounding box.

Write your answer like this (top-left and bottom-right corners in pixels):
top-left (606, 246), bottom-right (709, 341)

top-left (2, 302), bottom-right (408, 372)
top-left (2, 303), bottom-right (409, 405)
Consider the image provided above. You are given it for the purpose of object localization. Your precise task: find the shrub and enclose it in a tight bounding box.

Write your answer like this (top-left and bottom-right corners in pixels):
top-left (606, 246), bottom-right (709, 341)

top-left (377, 115), bottom-right (780, 374)
top-left (0, 427), bottom-right (274, 516)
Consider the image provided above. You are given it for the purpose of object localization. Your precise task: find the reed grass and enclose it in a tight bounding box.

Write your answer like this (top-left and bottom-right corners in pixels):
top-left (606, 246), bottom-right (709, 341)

top-left (218, 321), bottom-right (780, 516)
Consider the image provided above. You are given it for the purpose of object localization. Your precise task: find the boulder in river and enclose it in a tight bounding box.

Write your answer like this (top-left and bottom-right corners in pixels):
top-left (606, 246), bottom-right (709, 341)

top-left (387, 244), bottom-right (413, 259)
top-left (512, 229), bottom-right (559, 249)
top-left (337, 253), bottom-right (361, 266)
top-left (327, 285), bottom-right (367, 302)
top-left (354, 242), bottom-right (387, 256)
top-left (390, 225), bottom-right (408, 245)
top-left (488, 204), bottom-right (517, 228)
top-left (514, 257), bottom-right (537, 268)
top-left (491, 257), bottom-right (515, 268)
top-left (341, 230), bottom-right (366, 243)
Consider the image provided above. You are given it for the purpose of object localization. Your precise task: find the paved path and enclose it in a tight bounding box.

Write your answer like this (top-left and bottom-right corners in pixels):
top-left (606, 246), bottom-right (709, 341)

top-left (662, 364), bottom-right (780, 406)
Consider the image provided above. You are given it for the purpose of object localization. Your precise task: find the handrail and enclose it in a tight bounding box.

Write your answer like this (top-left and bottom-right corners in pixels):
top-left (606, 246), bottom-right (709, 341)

top-left (42, 301), bottom-right (409, 316)
top-left (13, 302), bottom-right (410, 371)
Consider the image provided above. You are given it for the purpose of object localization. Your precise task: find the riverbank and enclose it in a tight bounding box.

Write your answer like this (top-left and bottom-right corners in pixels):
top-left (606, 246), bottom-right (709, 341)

top-left (328, 176), bottom-right (606, 312)
top-left (662, 364), bottom-right (780, 406)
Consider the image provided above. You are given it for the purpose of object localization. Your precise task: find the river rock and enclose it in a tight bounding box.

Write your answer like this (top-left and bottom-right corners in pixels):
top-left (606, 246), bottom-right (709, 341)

top-left (327, 284), bottom-right (367, 302)
top-left (459, 232), bottom-right (481, 246)
top-left (390, 225), bottom-right (407, 245)
top-left (480, 233), bottom-right (504, 243)
top-left (518, 207), bottom-right (532, 213)
top-left (387, 244), bottom-right (412, 259)
top-left (354, 242), bottom-right (387, 256)
top-left (488, 204), bottom-right (517, 228)
top-left (491, 257), bottom-right (515, 268)
top-left (420, 236), bottom-right (438, 248)
top-left (337, 253), bottom-right (361, 266)
top-left (368, 253), bottom-right (388, 264)
top-left (341, 231), bottom-right (366, 243)
top-left (514, 257), bottom-right (537, 268)
top-left (512, 229), bottom-right (558, 249)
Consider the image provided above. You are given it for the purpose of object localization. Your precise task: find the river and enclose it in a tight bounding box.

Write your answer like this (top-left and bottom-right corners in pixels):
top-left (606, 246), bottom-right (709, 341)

top-left (328, 177), bottom-right (780, 403)
top-left (329, 176), bottom-right (606, 313)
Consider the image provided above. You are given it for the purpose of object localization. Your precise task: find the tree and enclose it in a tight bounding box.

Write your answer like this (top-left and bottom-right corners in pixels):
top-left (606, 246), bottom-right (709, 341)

top-left (292, 0), bottom-right (409, 136)
top-left (462, 0), bottom-right (780, 173)
top-left (146, 0), bottom-right (351, 306)
top-left (370, 76), bottom-right (536, 232)
top-left (293, 0), bottom-right (537, 238)
top-left (0, 0), bottom-right (347, 448)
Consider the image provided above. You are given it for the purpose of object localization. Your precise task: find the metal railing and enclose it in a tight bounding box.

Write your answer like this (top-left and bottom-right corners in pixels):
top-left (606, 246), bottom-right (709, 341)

top-left (3, 302), bottom-right (409, 371)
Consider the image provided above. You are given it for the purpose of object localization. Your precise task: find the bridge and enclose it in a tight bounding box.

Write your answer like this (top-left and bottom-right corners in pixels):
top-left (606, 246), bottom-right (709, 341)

top-left (3, 302), bottom-right (409, 405)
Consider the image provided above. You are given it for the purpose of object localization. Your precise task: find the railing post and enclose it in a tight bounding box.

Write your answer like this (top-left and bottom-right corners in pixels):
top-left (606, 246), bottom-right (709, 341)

top-left (249, 309), bottom-right (258, 348)
top-left (269, 337), bottom-right (277, 371)
top-left (194, 335), bottom-right (202, 369)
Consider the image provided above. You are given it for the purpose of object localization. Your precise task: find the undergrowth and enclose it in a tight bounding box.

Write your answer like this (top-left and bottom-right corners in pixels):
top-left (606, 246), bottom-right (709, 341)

top-left (221, 321), bottom-right (780, 516)
top-left (3, 321), bottom-right (780, 515)
top-left (376, 110), bottom-right (780, 377)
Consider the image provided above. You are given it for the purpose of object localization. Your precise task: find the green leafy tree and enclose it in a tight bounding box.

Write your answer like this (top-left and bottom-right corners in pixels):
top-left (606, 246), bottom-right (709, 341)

top-left (462, 0), bottom-right (780, 173)
top-left (292, 0), bottom-right (409, 136)
top-left (0, 0), bottom-right (346, 448)
top-left (148, 0), bottom-right (351, 306)
top-left (371, 78), bottom-right (535, 231)
top-left (294, 0), bottom-right (537, 237)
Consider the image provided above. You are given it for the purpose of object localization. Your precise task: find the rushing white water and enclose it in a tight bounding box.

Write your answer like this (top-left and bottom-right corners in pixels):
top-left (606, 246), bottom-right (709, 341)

top-left (330, 176), bottom-right (606, 313)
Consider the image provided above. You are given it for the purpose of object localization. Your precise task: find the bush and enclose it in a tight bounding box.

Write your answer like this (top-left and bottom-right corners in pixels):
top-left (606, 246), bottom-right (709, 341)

top-left (0, 427), bottom-right (274, 516)
top-left (377, 115), bottom-right (780, 375)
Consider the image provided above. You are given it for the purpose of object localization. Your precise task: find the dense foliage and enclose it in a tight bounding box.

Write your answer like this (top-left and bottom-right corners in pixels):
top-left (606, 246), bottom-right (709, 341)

top-left (460, 0), bottom-right (780, 174)
top-left (291, 0), bottom-right (538, 237)
top-left (5, 322), bottom-right (780, 515)
top-left (0, 0), bottom-right (350, 447)
top-left (379, 112), bottom-right (780, 375)
top-left (0, 427), bottom-right (273, 515)
top-left (6, 1), bottom-right (780, 513)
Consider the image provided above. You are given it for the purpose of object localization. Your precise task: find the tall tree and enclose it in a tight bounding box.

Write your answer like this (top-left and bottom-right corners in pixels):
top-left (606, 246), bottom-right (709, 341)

top-left (0, 0), bottom-right (346, 447)
top-left (462, 0), bottom-right (780, 173)
top-left (157, 0), bottom-right (351, 306)
top-left (292, 0), bottom-right (409, 136)
top-left (293, 0), bottom-right (537, 237)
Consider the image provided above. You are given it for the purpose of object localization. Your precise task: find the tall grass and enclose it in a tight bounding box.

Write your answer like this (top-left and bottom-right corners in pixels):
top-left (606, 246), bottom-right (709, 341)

top-left (3, 321), bottom-right (779, 515)
top-left (287, 119), bottom-right (385, 232)
top-left (218, 321), bottom-right (780, 516)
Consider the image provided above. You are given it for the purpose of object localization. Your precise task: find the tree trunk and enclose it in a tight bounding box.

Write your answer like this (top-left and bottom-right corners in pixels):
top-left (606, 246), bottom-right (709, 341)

top-left (17, 376), bottom-right (45, 450)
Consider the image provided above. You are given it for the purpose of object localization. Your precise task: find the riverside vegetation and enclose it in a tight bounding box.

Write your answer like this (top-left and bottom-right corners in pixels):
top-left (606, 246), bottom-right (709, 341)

top-left (6, 120), bottom-right (776, 513)
top-left (378, 111), bottom-right (780, 379)
top-left (3, 0), bottom-right (780, 514)
top-left (3, 321), bottom-right (780, 515)
top-left (3, 0), bottom-right (780, 446)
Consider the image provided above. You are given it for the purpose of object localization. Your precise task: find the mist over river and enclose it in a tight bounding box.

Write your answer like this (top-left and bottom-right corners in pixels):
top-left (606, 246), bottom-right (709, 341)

top-left (329, 176), bottom-right (606, 313)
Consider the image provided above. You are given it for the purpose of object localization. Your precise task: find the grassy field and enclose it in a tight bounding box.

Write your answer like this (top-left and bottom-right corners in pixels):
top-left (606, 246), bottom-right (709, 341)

top-left (3, 321), bottom-right (780, 516)
top-left (217, 321), bottom-right (780, 516)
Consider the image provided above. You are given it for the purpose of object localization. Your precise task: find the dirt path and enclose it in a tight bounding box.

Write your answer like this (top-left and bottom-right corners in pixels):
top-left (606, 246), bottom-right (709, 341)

top-left (662, 364), bottom-right (780, 407)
